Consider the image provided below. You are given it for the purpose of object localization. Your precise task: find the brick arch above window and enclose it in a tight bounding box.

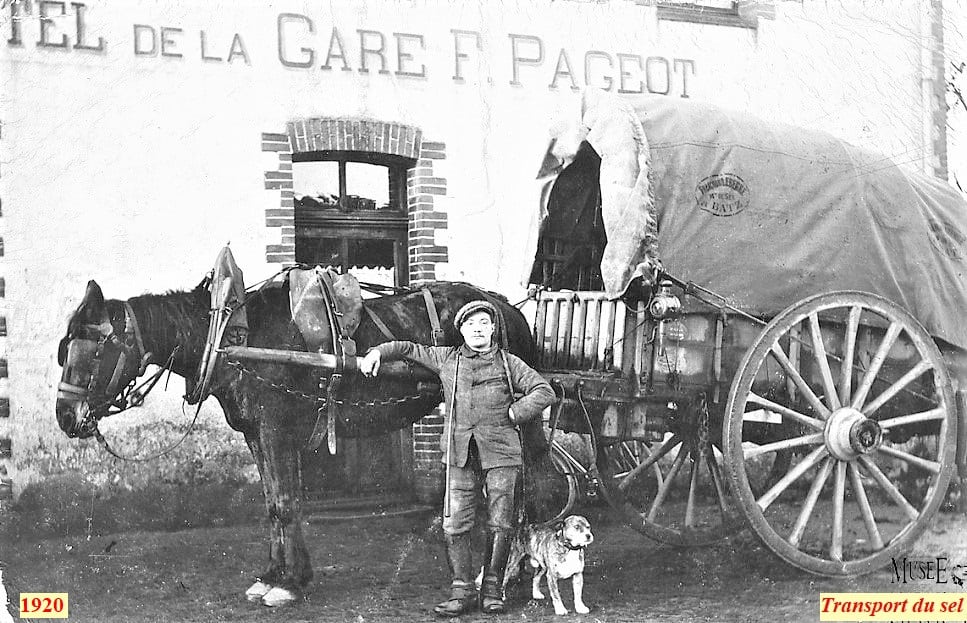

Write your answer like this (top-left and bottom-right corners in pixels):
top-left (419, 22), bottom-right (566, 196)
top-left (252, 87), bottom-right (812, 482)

top-left (286, 118), bottom-right (422, 158)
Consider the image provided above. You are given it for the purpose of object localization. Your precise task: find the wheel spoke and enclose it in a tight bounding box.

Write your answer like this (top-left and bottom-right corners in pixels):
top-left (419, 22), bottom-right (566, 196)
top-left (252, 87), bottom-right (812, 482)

top-left (862, 360), bottom-right (933, 417)
top-left (809, 312), bottom-right (841, 410)
top-left (858, 455), bottom-right (919, 521)
top-left (611, 443), bottom-right (636, 476)
top-left (787, 323), bottom-right (801, 402)
top-left (620, 442), bottom-right (639, 467)
top-left (830, 460), bottom-right (846, 561)
top-left (850, 322), bottom-right (902, 410)
top-left (876, 445), bottom-right (941, 475)
top-left (770, 343), bottom-right (831, 418)
top-left (647, 447), bottom-right (688, 521)
top-left (684, 451), bottom-right (700, 528)
top-left (849, 462), bottom-right (884, 550)
top-left (839, 305), bottom-right (861, 406)
top-left (788, 457), bottom-right (833, 547)
top-left (705, 449), bottom-right (731, 520)
top-left (880, 407), bottom-right (945, 430)
top-left (757, 445), bottom-right (827, 511)
top-left (618, 435), bottom-right (680, 493)
top-left (745, 433), bottom-right (825, 459)
top-left (747, 393), bottom-right (825, 430)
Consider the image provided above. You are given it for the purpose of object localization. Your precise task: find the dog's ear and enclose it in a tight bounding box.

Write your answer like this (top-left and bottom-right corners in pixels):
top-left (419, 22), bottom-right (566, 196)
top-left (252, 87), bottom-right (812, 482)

top-left (555, 520), bottom-right (565, 541)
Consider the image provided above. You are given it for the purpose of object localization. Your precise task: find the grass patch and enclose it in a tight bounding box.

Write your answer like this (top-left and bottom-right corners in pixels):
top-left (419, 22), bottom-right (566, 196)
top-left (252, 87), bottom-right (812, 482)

top-left (1, 476), bottom-right (264, 542)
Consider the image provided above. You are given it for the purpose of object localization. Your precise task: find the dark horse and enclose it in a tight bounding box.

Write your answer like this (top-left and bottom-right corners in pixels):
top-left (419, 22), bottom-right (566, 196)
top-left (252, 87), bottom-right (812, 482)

top-left (55, 277), bottom-right (551, 606)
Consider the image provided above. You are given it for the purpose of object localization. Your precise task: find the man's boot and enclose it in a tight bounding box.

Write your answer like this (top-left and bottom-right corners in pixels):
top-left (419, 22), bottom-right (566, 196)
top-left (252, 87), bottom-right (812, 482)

top-left (480, 530), bottom-right (513, 614)
top-left (434, 532), bottom-right (477, 617)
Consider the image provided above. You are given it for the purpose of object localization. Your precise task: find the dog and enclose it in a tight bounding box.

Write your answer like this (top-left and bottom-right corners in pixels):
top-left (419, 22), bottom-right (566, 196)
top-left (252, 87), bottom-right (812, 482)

top-left (505, 515), bottom-right (594, 615)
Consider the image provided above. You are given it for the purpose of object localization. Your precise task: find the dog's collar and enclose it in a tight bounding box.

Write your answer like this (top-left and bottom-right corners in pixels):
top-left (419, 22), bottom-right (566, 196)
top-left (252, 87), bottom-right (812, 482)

top-left (558, 537), bottom-right (586, 551)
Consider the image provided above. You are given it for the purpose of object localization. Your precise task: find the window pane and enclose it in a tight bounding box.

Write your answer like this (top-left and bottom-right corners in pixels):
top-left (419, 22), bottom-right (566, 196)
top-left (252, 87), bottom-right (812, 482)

top-left (294, 161), bottom-right (340, 208)
top-left (345, 162), bottom-right (392, 210)
top-left (295, 236), bottom-right (342, 267)
top-left (346, 238), bottom-right (394, 269)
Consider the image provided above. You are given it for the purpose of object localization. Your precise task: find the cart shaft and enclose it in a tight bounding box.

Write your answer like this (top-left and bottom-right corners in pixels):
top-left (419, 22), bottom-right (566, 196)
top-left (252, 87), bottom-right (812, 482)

top-left (218, 346), bottom-right (438, 381)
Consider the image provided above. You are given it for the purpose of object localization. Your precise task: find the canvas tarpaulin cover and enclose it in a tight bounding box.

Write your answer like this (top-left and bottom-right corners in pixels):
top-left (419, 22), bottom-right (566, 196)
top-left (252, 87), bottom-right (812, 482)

top-left (534, 91), bottom-right (967, 350)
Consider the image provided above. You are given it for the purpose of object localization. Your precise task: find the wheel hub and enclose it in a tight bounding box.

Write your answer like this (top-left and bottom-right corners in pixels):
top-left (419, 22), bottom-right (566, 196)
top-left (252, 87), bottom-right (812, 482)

top-left (824, 407), bottom-right (883, 461)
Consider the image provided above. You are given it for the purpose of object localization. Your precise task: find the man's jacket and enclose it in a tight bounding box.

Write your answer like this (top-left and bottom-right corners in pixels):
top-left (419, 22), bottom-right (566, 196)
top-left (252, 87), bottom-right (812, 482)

top-left (372, 341), bottom-right (556, 469)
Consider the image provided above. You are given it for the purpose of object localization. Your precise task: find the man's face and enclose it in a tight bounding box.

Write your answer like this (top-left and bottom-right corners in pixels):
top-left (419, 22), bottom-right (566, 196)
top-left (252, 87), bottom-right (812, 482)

top-left (460, 311), bottom-right (494, 352)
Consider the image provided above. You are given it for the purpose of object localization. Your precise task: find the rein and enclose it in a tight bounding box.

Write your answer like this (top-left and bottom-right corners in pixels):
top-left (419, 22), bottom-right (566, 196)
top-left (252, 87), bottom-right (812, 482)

top-left (87, 346), bottom-right (207, 463)
top-left (93, 396), bottom-right (205, 463)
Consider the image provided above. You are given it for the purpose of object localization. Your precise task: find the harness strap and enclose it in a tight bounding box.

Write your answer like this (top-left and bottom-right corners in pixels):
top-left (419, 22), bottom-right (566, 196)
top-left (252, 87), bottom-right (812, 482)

top-left (421, 288), bottom-right (446, 346)
top-left (309, 269), bottom-right (355, 455)
top-left (499, 350), bottom-right (516, 398)
top-left (316, 270), bottom-right (348, 344)
top-left (305, 386), bottom-right (330, 452)
top-left (57, 382), bottom-right (88, 399)
top-left (107, 350), bottom-right (128, 397)
top-left (123, 301), bottom-right (147, 362)
top-left (443, 353), bottom-right (461, 519)
top-left (363, 306), bottom-right (397, 342)
top-left (500, 347), bottom-right (529, 529)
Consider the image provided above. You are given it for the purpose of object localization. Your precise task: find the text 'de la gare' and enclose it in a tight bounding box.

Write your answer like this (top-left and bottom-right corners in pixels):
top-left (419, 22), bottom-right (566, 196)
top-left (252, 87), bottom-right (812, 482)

top-left (4, 2), bottom-right (697, 97)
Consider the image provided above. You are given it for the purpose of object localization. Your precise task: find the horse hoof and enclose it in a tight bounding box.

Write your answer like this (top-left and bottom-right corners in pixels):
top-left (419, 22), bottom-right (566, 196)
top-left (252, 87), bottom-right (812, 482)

top-left (245, 580), bottom-right (272, 603)
top-left (261, 586), bottom-right (299, 607)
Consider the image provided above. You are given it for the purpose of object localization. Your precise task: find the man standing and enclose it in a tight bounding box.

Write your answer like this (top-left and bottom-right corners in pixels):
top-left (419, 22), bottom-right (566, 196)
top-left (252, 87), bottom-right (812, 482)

top-left (359, 300), bottom-right (556, 616)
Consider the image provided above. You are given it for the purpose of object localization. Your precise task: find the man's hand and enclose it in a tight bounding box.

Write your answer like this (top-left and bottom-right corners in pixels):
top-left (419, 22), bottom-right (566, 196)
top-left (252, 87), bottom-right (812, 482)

top-left (359, 349), bottom-right (381, 377)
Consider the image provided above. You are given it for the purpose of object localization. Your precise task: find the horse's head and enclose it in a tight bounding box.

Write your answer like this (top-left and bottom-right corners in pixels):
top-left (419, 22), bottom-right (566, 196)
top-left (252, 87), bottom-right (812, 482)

top-left (56, 280), bottom-right (149, 439)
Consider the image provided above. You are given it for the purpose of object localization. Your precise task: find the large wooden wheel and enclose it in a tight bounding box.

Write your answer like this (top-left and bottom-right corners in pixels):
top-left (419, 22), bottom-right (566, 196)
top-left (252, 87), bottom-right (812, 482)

top-left (598, 403), bottom-right (742, 546)
top-left (724, 292), bottom-right (957, 576)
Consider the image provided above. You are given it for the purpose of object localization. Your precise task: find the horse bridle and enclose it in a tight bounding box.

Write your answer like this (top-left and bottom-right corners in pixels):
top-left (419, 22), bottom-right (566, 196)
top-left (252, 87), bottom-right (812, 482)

top-left (57, 302), bottom-right (153, 436)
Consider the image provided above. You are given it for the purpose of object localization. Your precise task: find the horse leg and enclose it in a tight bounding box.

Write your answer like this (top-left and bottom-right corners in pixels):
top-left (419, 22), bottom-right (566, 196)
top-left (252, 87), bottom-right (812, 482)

top-left (242, 434), bottom-right (276, 603)
top-left (216, 394), bottom-right (283, 604)
top-left (251, 406), bottom-right (313, 607)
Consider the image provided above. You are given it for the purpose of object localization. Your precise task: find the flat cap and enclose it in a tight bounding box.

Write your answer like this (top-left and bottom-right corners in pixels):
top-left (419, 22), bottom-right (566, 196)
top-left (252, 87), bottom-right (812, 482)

top-left (453, 300), bottom-right (498, 330)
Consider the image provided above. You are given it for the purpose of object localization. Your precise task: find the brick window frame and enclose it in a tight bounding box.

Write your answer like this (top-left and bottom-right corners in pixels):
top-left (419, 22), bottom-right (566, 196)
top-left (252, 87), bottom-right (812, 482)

top-left (261, 119), bottom-right (449, 284)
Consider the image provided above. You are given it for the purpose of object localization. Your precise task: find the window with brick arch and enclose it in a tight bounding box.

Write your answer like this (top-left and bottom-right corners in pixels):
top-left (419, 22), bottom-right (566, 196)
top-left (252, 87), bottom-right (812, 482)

top-left (293, 151), bottom-right (413, 289)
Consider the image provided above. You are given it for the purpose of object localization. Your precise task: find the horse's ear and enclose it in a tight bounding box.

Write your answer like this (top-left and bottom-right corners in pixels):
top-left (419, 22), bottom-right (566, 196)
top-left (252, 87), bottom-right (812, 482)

top-left (77, 280), bottom-right (106, 321)
top-left (83, 280), bottom-right (105, 307)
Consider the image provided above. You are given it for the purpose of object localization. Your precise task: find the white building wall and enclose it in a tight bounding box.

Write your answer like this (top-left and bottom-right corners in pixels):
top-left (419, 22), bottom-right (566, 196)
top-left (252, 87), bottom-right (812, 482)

top-left (946, 0), bottom-right (967, 193)
top-left (0, 0), bottom-right (953, 494)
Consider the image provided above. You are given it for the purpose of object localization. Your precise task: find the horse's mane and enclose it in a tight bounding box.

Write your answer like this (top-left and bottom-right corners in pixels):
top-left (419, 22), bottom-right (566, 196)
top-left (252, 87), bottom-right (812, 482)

top-left (125, 289), bottom-right (206, 351)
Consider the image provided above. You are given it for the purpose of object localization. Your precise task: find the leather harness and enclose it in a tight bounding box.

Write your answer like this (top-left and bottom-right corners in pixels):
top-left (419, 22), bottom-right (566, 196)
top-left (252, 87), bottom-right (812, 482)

top-left (305, 269), bottom-right (357, 455)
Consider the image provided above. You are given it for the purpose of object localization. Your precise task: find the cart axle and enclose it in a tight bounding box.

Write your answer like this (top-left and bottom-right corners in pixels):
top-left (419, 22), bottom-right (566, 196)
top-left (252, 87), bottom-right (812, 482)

top-left (824, 407), bottom-right (883, 461)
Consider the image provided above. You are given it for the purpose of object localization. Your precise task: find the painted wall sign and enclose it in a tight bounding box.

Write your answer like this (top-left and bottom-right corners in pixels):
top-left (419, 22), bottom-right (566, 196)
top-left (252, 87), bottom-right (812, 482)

top-left (4, 2), bottom-right (698, 96)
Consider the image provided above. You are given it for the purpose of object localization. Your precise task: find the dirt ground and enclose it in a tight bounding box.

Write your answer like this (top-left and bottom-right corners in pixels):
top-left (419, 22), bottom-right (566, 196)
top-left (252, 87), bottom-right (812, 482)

top-left (3, 502), bottom-right (967, 623)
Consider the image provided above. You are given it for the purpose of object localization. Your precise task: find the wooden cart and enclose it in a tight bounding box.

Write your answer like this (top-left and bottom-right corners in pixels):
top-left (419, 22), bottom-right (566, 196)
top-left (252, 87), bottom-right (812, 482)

top-left (532, 276), bottom-right (964, 576)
